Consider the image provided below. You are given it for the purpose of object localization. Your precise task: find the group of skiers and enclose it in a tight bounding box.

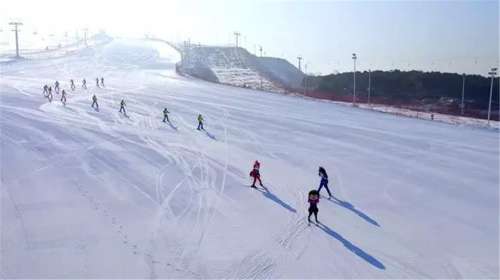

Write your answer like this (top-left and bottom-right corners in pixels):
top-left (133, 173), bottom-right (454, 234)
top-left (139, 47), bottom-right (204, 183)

top-left (42, 78), bottom-right (331, 225)
top-left (43, 82), bottom-right (67, 105)
top-left (107, 97), bottom-right (205, 129)
top-left (43, 77), bottom-right (105, 105)
top-left (249, 161), bottom-right (332, 225)
top-left (85, 93), bottom-right (207, 130)
top-left (42, 78), bottom-right (211, 130)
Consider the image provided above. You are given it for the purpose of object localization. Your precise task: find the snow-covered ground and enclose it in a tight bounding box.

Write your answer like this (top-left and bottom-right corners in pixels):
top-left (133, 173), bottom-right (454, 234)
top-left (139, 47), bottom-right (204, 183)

top-left (326, 101), bottom-right (500, 130)
top-left (1, 38), bottom-right (498, 278)
top-left (0, 34), bottom-right (111, 63)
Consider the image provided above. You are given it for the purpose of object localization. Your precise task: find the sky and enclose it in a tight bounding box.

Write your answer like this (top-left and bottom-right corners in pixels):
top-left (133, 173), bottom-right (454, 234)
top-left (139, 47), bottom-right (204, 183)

top-left (1, 0), bottom-right (498, 75)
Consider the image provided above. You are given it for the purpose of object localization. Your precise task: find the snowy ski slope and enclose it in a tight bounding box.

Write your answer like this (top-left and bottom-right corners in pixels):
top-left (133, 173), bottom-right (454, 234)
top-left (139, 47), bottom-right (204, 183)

top-left (1, 39), bottom-right (498, 278)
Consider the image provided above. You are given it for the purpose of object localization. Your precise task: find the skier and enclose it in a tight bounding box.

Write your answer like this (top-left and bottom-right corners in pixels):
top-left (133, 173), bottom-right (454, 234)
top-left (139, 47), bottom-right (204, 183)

top-left (60, 89), bottom-right (67, 105)
top-left (54, 81), bottom-right (60, 94)
top-left (47, 86), bottom-right (53, 102)
top-left (119, 99), bottom-right (126, 114)
top-left (100, 77), bottom-right (104, 87)
top-left (308, 190), bottom-right (320, 225)
top-left (96, 77), bottom-right (100, 88)
top-left (197, 114), bottom-right (204, 130)
top-left (317, 167), bottom-right (332, 199)
top-left (70, 79), bottom-right (75, 91)
top-left (249, 160), bottom-right (264, 188)
top-left (162, 108), bottom-right (170, 122)
top-left (82, 78), bottom-right (87, 89)
top-left (91, 94), bottom-right (99, 110)
top-left (43, 85), bottom-right (49, 96)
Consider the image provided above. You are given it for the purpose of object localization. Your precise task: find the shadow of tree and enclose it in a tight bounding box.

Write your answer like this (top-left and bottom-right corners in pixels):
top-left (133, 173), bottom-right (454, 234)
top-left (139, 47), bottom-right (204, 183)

top-left (316, 222), bottom-right (385, 270)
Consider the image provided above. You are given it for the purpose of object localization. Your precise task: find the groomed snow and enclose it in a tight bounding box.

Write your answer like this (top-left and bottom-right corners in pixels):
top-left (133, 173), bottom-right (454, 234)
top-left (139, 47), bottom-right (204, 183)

top-left (1, 38), bottom-right (498, 278)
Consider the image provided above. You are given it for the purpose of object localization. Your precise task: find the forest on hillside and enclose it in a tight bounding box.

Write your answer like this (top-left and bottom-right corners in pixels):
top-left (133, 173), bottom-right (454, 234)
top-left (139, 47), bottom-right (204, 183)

top-left (305, 70), bottom-right (499, 120)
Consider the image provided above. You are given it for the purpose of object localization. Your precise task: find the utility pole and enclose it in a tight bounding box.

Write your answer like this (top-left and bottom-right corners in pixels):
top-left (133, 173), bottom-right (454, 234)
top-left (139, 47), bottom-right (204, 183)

top-left (368, 69), bottom-right (372, 106)
top-left (297, 56), bottom-right (302, 72)
top-left (461, 73), bottom-right (466, 115)
top-left (352, 53), bottom-right (357, 105)
top-left (487, 67), bottom-right (497, 125)
top-left (9, 22), bottom-right (23, 58)
top-left (234, 32), bottom-right (240, 48)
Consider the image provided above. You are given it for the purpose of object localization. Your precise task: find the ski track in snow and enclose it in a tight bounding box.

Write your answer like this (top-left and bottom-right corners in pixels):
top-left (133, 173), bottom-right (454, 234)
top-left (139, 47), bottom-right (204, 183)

top-left (1, 38), bottom-right (498, 279)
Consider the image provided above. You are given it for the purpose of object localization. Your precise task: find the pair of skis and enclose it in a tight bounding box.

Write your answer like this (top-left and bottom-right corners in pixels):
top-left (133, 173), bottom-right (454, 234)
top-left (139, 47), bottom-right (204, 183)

top-left (250, 184), bottom-right (268, 192)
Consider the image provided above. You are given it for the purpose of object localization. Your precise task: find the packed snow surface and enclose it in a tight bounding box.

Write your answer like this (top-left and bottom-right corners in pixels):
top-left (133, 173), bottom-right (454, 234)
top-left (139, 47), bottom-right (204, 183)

top-left (1, 39), bottom-right (498, 278)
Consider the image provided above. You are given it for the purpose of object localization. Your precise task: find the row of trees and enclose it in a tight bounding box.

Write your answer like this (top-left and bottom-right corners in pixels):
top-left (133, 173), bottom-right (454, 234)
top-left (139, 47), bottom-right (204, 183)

top-left (304, 70), bottom-right (499, 119)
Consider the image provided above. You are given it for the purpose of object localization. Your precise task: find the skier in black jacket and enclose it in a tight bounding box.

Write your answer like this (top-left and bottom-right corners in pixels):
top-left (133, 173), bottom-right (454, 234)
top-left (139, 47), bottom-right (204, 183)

top-left (119, 99), bottom-right (126, 114)
top-left (308, 189), bottom-right (320, 224)
top-left (163, 108), bottom-right (170, 122)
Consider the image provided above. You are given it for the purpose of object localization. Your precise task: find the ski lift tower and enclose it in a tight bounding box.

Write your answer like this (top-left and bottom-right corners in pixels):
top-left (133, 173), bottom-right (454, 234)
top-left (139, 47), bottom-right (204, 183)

top-left (234, 32), bottom-right (241, 48)
top-left (9, 22), bottom-right (23, 58)
top-left (297, 56), bottom-right (302, 72)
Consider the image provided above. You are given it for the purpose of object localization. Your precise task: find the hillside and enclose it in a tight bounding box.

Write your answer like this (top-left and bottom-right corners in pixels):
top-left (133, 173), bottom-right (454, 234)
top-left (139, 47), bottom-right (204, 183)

top-left (1, 38), bottom-right (498, 278)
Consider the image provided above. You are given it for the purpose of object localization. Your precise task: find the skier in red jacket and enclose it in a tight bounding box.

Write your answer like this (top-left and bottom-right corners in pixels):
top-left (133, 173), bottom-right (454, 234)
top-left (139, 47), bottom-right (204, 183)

top-left (249, 160), bottom-right (264, 188)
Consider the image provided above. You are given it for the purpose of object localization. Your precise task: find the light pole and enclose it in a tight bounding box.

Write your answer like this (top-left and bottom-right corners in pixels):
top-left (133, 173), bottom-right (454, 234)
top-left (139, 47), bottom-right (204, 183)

top-left (368, 69), bottom-right (372, 106)
top-left (352, 53), bottom-right (357, 105)
top-left (487, 67), bottom-right (497, 125)
top-left (259, 46), bottom-right (263, 57)
top-left (461, 73), bottom-right (466, 115)
top-left (304, 63), bottom-right (308, 95)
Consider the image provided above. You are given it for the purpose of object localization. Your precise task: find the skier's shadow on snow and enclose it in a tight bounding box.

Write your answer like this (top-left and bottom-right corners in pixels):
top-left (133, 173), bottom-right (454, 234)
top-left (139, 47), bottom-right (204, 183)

top-left (316, 222), bottom-right (385, 270)
top-left (256, 187), bottom-right (296, 213)
top-left (329, 196), bottom-right (380, 227)
top-left (167, 122), bottom-right (178, 131)
top-left (202, 129), bottom-right (216, 140)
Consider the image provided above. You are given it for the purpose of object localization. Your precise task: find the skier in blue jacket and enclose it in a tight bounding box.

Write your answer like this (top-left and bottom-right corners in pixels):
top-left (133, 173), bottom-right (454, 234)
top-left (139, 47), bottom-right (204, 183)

top-left (318, 166), bottom-right (332, 199)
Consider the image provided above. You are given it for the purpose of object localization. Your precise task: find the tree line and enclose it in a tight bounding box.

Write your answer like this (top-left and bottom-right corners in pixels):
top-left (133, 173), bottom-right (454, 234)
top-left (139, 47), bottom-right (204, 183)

top-left (304, 70), bottom-right (499, 119)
